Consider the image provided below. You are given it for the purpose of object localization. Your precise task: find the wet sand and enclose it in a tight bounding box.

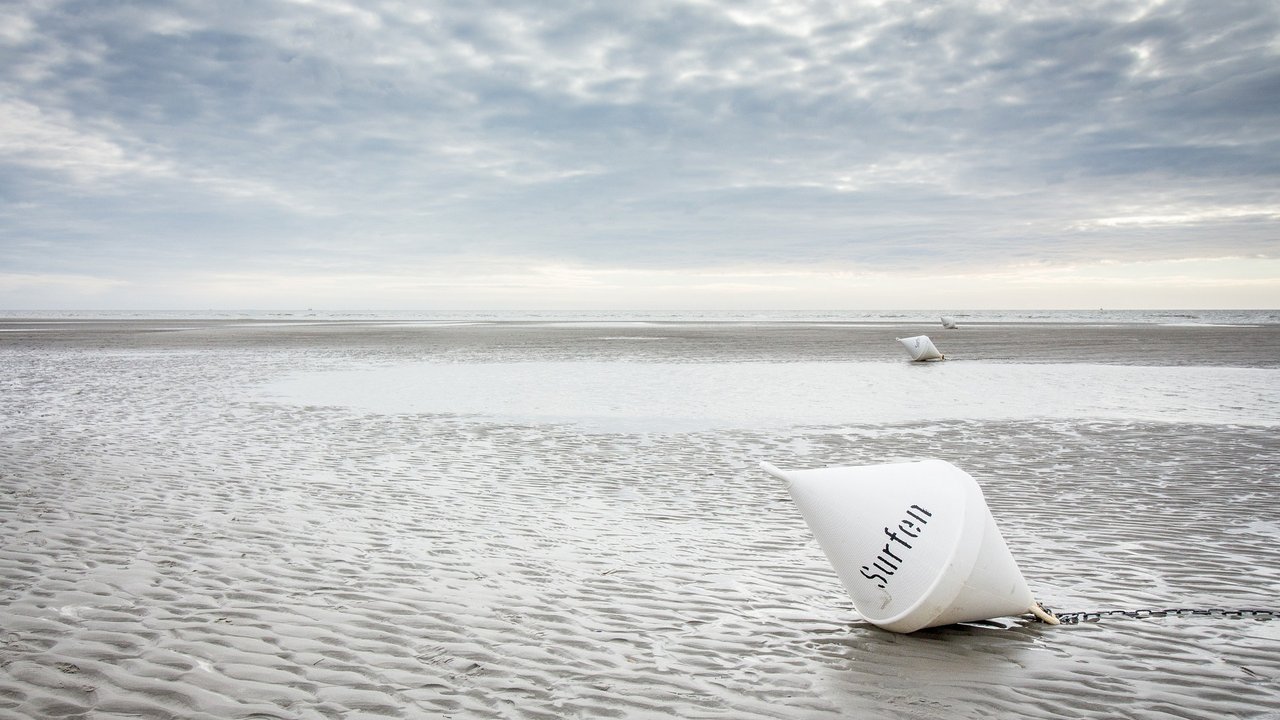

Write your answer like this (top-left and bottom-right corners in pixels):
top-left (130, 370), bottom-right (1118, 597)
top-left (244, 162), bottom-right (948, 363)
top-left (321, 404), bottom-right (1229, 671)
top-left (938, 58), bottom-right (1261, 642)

top-left (2, 320), bottom-right (1278, 719)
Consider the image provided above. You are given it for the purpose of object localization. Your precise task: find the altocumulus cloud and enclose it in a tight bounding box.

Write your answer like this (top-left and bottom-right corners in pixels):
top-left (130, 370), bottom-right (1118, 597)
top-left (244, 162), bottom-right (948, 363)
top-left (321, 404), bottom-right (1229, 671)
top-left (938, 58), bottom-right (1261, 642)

top-left (1, 0), bottom-right (1278, 308)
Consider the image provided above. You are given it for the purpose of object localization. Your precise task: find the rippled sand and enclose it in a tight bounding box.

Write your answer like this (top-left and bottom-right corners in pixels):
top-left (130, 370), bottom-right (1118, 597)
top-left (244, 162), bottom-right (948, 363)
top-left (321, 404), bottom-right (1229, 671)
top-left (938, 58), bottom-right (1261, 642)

top-left (2, 320), bottom-right (1278, 719)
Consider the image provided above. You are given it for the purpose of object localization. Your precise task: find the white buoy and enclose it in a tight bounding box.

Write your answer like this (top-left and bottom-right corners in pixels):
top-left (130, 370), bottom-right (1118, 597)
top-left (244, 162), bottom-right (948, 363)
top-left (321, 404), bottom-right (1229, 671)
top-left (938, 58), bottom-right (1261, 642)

top-left (761, 459), bottom-right (1055, 633)
top-left (897, 335), bottom-right (944, 361)
top-left (941, 316), bottom-right (958, 329)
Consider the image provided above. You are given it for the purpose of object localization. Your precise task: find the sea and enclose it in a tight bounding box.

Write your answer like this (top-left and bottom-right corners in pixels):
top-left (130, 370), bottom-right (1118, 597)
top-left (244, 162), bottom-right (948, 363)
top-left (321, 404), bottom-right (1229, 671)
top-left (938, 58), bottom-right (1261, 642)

top-left (2, 308), bottom-right (1278, 325)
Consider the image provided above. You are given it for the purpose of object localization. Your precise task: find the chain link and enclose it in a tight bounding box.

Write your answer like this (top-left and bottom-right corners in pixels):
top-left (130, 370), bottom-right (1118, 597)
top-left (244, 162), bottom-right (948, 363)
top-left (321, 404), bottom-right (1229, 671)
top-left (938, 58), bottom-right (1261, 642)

top-left (1040, 607), bottom-right (1279, 625)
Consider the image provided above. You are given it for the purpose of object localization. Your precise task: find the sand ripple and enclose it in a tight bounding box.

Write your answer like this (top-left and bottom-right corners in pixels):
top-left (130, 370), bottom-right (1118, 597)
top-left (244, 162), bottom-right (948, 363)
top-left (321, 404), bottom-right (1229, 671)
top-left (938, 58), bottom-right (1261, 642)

top-left (2, 345), bottom-right (1278, 719)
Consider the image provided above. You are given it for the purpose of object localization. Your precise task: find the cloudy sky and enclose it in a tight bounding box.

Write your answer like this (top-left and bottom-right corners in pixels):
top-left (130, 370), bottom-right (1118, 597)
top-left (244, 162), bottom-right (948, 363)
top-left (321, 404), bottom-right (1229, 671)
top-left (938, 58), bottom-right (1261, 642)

top-left (2, 0), bottom-right (1278, 310)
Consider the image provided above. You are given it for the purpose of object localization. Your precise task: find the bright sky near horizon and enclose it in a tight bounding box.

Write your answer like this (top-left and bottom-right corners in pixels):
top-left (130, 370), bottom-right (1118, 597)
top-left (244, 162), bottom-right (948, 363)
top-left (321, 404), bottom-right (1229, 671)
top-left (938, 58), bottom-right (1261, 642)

top-left (2, 0), bottom-right (1278, 310)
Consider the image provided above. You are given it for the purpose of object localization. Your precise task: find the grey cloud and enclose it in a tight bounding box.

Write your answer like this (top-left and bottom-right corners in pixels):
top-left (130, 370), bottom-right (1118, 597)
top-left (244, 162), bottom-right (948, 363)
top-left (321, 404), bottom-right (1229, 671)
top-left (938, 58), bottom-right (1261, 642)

top-left (2, 0), bottom-right (1277, 288)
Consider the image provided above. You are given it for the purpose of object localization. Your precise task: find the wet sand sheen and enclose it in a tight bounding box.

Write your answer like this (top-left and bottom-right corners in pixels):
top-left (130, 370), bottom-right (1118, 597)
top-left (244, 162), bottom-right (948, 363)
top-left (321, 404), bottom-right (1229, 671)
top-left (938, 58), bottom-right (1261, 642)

top-left (1, 321), bottom-right (1278, 719)
top-left (261, 360), bottom-right (1280, 431)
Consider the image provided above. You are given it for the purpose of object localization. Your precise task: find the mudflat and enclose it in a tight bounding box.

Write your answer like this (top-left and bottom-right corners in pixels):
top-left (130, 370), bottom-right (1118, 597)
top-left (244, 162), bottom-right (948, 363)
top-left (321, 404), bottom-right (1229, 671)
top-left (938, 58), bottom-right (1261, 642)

top-left (2, 319), bottom-right (1277, 718)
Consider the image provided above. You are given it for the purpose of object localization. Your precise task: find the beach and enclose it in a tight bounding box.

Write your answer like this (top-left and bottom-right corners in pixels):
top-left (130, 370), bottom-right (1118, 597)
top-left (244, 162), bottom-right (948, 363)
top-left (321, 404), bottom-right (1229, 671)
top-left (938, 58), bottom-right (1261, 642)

top-left (2, 317), bottom-right (1279, 719)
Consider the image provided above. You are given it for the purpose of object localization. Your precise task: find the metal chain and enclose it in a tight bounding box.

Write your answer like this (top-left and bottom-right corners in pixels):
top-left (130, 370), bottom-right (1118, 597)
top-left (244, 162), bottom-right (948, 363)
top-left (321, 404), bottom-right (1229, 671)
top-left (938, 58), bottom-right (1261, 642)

top-left (1040, 607), bottom-right (1279, 625)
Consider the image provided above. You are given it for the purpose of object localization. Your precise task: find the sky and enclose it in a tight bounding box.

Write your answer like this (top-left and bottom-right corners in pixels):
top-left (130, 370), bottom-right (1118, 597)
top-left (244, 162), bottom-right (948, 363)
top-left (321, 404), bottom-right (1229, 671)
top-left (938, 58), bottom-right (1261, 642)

top-left (2, 0), bottom-right (1278, 311)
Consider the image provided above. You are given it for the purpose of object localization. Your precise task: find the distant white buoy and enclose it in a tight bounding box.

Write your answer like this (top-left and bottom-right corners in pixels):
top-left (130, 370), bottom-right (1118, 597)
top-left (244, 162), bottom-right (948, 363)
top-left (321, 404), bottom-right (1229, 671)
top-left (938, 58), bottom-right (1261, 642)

top-left (897, 335), bottom-right (944, 361)
top-left (761, 459), bottom-right (1055, 633)
top-left (941, 316), bottom-right (958, 329)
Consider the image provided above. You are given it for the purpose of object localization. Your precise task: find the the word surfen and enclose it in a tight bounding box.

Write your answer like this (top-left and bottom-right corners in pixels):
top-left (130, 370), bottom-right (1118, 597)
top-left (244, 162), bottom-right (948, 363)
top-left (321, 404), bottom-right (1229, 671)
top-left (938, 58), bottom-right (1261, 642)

top-left (860, 504), bottom-right (932, 589)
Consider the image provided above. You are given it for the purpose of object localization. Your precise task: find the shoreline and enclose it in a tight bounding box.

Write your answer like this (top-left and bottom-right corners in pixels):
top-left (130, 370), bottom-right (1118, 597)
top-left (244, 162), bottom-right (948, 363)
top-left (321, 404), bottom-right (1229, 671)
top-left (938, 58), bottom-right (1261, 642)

top-left (3, 317), bottom-right (1280, 368)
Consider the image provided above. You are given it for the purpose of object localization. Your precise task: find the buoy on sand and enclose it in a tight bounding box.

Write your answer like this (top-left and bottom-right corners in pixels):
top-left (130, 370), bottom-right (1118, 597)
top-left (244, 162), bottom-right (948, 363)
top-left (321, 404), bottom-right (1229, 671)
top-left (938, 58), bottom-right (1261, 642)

top-left (897, 335), bottom-right (945, 361)
top-left (941, 316), bottom-right (958, 329)
top-left (761, 459), bottom-right (1057, 632)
